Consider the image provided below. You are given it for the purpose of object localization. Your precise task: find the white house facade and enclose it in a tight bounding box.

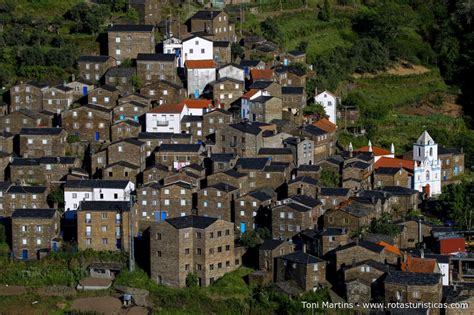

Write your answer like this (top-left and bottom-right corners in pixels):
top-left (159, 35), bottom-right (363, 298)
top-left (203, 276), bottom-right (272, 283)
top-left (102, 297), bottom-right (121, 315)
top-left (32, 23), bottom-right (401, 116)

top-left (185, 60), bottom-right (216, 98)
top-left (146, 103), bottom-right (189, 133)
top-left (182, 36), bottom-right (213, 65)
top-left (412, 131), bottom-right (441, 196)
top-left (314, 90), bottom-right (337, 125)
top-left (218, 64), bottom-right (245, 82)
top-left (163, 36), bottom-right (183, 67)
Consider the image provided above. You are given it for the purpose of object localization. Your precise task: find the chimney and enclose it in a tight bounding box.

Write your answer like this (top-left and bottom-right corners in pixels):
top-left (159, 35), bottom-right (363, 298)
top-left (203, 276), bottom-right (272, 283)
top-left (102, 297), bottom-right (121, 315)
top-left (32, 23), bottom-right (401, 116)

top-left (71, 74), bottom-right (76, 82)
top-left (368, 140), bottom-right (373, 153)
top-left (390, 143), bottom-right (395, 155)
top-left (418, 219), bottom-right (422, 244)
top-left (420, 247), bottom-right (425, 259)
top-left (349, 142), bottom-right (353, 158)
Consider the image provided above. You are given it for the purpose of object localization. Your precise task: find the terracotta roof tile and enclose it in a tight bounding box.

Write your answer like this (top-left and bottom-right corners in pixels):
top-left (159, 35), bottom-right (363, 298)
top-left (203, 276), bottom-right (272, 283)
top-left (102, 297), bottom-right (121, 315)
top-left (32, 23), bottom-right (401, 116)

top-left (181, 99), bottom-right (213, 109)
top-left (312, 118), bottom-right (337, 133)
top-left (148, 103), bottom-right (185, 114)
top-left (356, 146), bottom-right (392, 156)
top-left (375, 157), bottom-right (414, 172)
top-left (401, 255), bottom-right (437, 273)
top-left (185, 60), bottom-right (215, 69)
top-left (242, 89), bottom-right (259, 99)
top-left (376, 241), bottom-right (401, 255)
top-left (251, 69), bottom-right (273, 81)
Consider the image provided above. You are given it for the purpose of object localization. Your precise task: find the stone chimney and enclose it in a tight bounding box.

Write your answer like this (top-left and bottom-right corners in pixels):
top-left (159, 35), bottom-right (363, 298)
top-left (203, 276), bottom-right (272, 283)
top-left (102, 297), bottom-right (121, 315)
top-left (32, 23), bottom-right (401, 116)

top-left (368, 140), bottom-right (372, 153)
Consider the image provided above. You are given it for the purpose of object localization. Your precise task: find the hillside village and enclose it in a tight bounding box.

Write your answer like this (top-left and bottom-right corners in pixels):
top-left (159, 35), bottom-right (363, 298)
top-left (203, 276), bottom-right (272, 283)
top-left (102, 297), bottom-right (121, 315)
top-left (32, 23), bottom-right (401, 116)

top-left (0, 0), bottom-right (473, 314)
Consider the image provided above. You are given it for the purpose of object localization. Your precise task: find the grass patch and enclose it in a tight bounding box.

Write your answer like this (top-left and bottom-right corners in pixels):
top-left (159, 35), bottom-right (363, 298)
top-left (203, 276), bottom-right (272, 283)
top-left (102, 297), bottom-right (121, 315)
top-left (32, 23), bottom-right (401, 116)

top-left (13, 0), bottom-right (83, 21)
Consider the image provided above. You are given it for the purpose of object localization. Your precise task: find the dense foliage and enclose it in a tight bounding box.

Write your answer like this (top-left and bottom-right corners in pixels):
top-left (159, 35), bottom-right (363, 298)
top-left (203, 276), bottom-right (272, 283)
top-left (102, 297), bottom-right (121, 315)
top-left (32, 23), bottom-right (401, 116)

top-left (437, 181), bottom-right (474, 231)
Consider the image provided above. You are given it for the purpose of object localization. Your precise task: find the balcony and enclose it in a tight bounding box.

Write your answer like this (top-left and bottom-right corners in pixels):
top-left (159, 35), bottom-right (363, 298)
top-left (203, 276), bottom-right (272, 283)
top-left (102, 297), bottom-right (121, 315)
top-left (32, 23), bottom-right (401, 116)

top-left (156, 120), bottom-right (169, 126)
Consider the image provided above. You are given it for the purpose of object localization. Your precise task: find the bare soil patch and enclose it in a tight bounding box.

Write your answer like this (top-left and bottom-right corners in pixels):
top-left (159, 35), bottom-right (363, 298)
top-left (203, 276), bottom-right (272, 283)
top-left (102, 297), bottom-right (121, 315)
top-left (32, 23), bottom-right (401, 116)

top-left (0, 285), bottom-right (27, 296)
top-left (71, 296), bottom-right (123, 314)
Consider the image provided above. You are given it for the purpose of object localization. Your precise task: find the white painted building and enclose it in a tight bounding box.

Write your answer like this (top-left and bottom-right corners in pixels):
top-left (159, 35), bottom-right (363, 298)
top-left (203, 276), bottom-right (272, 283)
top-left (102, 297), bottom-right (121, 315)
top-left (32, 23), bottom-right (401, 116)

top-left (181, 99), bottom-right (213, 116)
top-left (64, 180), bottom-right (135, 215)
top-left (182, 36), bottom-right (213, 66)
top-left (412, 131), bottom-right (442, 196)
top-left (163, 36), bottom-right (183, 67)
top-left (314, 90), bottom-right (338, 125)
top-left (185, 60), bottom-right (216, 97)
top-left (146, 103), bottom-right (189, 133)
top-left (218, 64), bottom-right (245, 82)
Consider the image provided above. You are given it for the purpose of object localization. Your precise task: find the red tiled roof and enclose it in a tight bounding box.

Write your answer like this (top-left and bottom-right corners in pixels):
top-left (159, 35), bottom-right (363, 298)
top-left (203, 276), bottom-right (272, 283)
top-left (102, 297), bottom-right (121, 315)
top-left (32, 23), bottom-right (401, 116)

top-left (313, 118), bottom-right (337, 133)
top-left (148, 103), bottom-right (185, 114)
top-left (251, 69), bottom-right (273, 81)
top-left (356, 146), bottom-right (392, 156)
top-left (375, 157), bottom-right (414, 171)
top-left (181, 99), bottom-right (213, 109)
top-left (401, 255), bottom-right (437, 273)
top-left (185, 60), bottom-right (215, 69)
top-left (242, 89), bottom-right (259, 99)
top-left (376, 241), bottom-right (401, 255)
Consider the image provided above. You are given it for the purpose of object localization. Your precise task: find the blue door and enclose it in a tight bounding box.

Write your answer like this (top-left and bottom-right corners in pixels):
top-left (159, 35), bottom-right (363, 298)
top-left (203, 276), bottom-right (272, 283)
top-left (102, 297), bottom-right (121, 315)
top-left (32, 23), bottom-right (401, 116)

top-left (95, 131), bottom-right (100, 141)
top-left (240, 222), bottom-right (246, 234)
top-left (82, 86), bottom-right (88, 96)
top-left (161, 211), bottom-right (167, 221)
top-left (194, 89), bottom-right (199, 99)
top-left (134, 115), bottom-right (138, 121)
top-left (454, 166), bottom-right (459, 176)
top-left (52, 242), bottom-right (58, 252)
top-left (116, 239), bottom-right (122, 250)
top-left (120, 115), bottom-right (125, 120)
top-left (22, 249), bottom-right (28, 260)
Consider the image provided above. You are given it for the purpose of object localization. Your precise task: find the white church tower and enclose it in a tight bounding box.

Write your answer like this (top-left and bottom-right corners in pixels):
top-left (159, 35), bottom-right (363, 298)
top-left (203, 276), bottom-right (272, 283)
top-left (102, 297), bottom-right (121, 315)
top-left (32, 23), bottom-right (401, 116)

top-left (412, 131), bottom-right (441, 196)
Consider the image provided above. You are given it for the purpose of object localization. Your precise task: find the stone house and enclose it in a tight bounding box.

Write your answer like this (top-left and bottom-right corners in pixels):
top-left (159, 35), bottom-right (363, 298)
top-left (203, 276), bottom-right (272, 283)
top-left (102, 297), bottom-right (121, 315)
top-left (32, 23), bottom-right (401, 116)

top-left (19, 128), bottom-right (67, 158)
top-left (118, 93), bottom-right (152, 106)
top-left (62, 104), bottom-right (113, 142)
top-left (438, 146), bottom-right (465, 184)
top-left (187, 10), bottom-right (236, 42)
top-left (138, 132), bottom-right (193, 156)
top-left (299, 228), bottom-right (350, 257)
top-left (180, 115), bottom-right (204, 141)
top-left (207, 77), bottom-right (244, 110)
top-left (248, 96), bottom-right (283, 123)
top-left (103, 161), bottom-right (141, 184)
top-left (155, 144), bottom-right (205, 170)
top-left (248, 80), bottom-right (282, 99)
top-left (333, 241), bottom-right (385, 270)
top-left (105, 67), bottom-right (136, 96)
top-left (288, 177), bottom-right (319, 198)
top-left (111, 119), bottom-right (142, 142)
top-left (10, 157), bottom-right (80, 186)
top-left (285, 50), bottom-right (306, 64)
top-left (218, 64), bottom-right (245, 82)
top-left (281, 86), bottom-right (306, 119)
top-left (275, 251), bottom-right (327, 291)
top-left (215, 121), bottom-right (263, 157)
top-left (213, 41), bottom-right (231, 66)
top-left (77, 201), bottom-right (136, 251)
top-left (10, 82), bottom-right (48, 112)
top-left (384, 272), bottom-right (442, 306)
top-left (380, 186), bottom-right (419, 218)
top-left (205, 153), bottom-right (238, 174)
top-left (88, 85), bottom-right (120, 108)
top-left (344, 259), bottom-right (388, 304)
top-left (128, 0), bottom-right (162, 24)
top-left (149, 215), bottom-right (242, 287)
top-left (0, 182), bottom-right (12, 217)
top-left (154, 180), bottom-right (195, 218)
top-left (207, 169), bottom-right (248, 193)
top-left (107, 24), bottom-right (155, 63)
top-left (258, 239), bottom-right (295, 273)
top-left (301, 124), bottom-right (335, 162)
top-left (202, 108), bottom-right (232, 138)
top-left (239, 59), bottom-right (266, 78)
top-left (273, 66), bottom-right (306, 87)
top-left (0, 109), bottom-right (52, 134)
top-left (136, 53), bottom-right (177, 84)
top-left (234, 189), bottom-right (275, 234)
top-left (197, 183), bottom-right (239, 222)
top-left (342, 161), bottom-right (373, 192)
top-left (65, 79), bottom-right (95, 101)
top-left (142, 164), bottom-right (171, 184)
top-left (185, 60), bottom-right (216, 97)
top-left (258, 147), bottom-right (294, 164)
top-left (296, 164), bottom-right (322, 180)
top-left (0, 131), bottom-right (14, 154)
top-left (374, 167), bottom-right (410, 189)
top-left (396, 219), bottom-right (432, 249)
top-left (318, 187), bottom-right (351, 211)
top-left (255, 162), bottom-right (293, 191)
top-left (105, 138), bottom-right (147, 171)
top-left (11, 208), bottom-right (60, 260)
top-left (78, 55), bottom-right (117, 83)
top-left (113, 100), bottom-right (150, 122)
top-left (3, 185), bottom-right (49, 217)
top-left (324, 201), bottom-right (377, 232)
top-left (42, 85), bottom-right (74, 114)
top-left (140, 79), bottom-right (187, 105)
top-left (271, 195), bottom-right (322, 241)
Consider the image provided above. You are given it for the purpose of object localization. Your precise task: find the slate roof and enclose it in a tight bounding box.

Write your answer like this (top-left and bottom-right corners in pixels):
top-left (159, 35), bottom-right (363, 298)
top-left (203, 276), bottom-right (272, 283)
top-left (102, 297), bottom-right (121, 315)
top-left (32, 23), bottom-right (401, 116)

top-left (240, 60), bottom-right (262, 67)
top-left (282, 86), bottom-right (304, 95)
top-left (290, 194), bottom-right (321, 208)
top-left (0, 182), bottom-right (12, 191)
top-left (303, 124), bottom-right (327, 136)
top-left (286, 202), bottom-right (312, 212)
top-left (336, 240), bottom-right (385, 254)
top-left (209, 153), bottom-right (235, 162)
top-left (248, 190), bottom-right (273, 201)
top-left (98, 84), bottom-right (119, 92)
top-left (20, 128), bottom-right (64, 135)
top-left (229, 122), bottom-right (262, 135)
top-left (84, 104), bottom-right (113, 113)
top-left (166, 215), bottom-right (218, 229)
top-left (273, 65), bottom-right (305, 77)
top-left (280, 251), bottom-right (325, 264)
top-left (12, 208), bottom-right (56, 219)
top-left (258, 148), bottom-right (293, 155)
top-left (381, 186), bottom-right (419, 195)
top-left (298, 164), bottom-right (321, 172)
top-left (319, 187), bottom-right (350, 196)
top-left (341, 204), bottom-right (375, 218)
top-left (288, 176), bottom-right (319, 186)
top-left (105, 161), bottom-right (140, 169)
top-left (344, 160), bottom-right (371, 170)
top-left (190, 10), bottom-right (223, 20)
top-left (11, 157), bottom-right (76, 166)
top-left (181, 115), bottom-right (203, 123)
top-left (438, 145), bottom-right (463, 155)
top-left (375, 167), bottom-right (401, 175)
top-left (209, 182), bottom-right (238, 192)
top-left (78, 55), bottom-right (112, 63)
top-left (249, 80), bottom-right (274, 90)
top-left (317, 228), bottom-right (347, 236)
top-left (384, 271), bottom-right (441, 285)
top-left (7, 186), bottom-right (47, 194)
top-left (288, 50), bottom-right (305, 56)
top-left (137, 53), bottom-right (175, 62)
top-left (350, 259), bottom-right (390, 272)
top-left (79, 201), bottom-right (131, 211)
top-left (235, 157), bottom-right (269, 170)
top-left (108, 25), bottom-right (154, 32)
top-left (64, 180), bottom-right (130, 189)
top-left (259, 239), bottom-right (285, 251)
top-left (114, 119), bottom-right (141, 127)
top-left (159, 144), bottom-right (202, 152)
top-left (138, 132), bottom-right (192, 140)
top-left (222, 169), bottom-right (247, 178)
top-left (17, 108), bottom-right (48, 119)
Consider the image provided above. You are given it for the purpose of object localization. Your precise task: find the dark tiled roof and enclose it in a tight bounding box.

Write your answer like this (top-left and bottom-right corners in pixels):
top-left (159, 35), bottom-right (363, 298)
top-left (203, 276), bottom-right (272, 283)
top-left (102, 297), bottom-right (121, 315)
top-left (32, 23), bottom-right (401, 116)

top-left (106, 161), bottom-right (140, 169)
top-left (303, 125), bottom-right (327, 136)
top-left (12, 208), bottom-right (56, 219)
top-left (350, 259), bottom-right (390, 272)
top-left (289, 176), bottom-right (319, 186)
top-left (209, 182), bottom-right (238, 192)
top-left (137, 53), bottom-right (175, 62)
top-left (252, 95), bottom-right (274, 103)
top-left (341, 204), bottom-right (375, 218)
top-left (438, 145), bottom-right (462, 155)
top-left (259, 239), bottom-right (285, 251)
top-left (344, 160), bottom-right (371, 170)
top-left (248, 190), bottom-right (273, 202)
top-left (108, 24), bottom-right (154, 32)
top-left (288, 50), bottom-right (305, 56)
top-left (98, 84), bottom-right (119, 92)
top-left (166, 215), bottom-right (218, 229)
top-left (235, 157), bottom-right (269, 170)
top-left (84, 104), bottom-right (113, 113)
top-left (138, 132), bottom-right (191, 140)
top-left (259, 148), bottom-right (293, 155)
top-left (20, 128), bottom-right (64, 135)
top-left (375, 167), bottom-right (401, 175)
top-left (286, 202), bottom-right (312, 212)
top-left (181, 115), bottom-right (203, 123)
top-left (159, 144), bottom-right (202, 152)
top-left (280, 251), bottom-right (325, 264)
top-left (210, 153), bottom-right (235, 162)
top-left (11, 157), bottom-right (76, 166)
top-left (336, 240), bottom-right (385, 254)
top-left (249, 80), bottom-right (274, 90)
top-left (17, 108), bottom-right (48, 119)
top-left (64, 180), bottom-right (130, 189)
top-left (384, 271), bottom-right (441, 285)
top-left (229, 122), bottom-right (262, 135)
top-left (240, 60), bottom-right (262, 67)
top-left (298, 164), bottom-right (321, 172)
top-left (0, 181), bottom-right (12, 191)
top-left (190, 10), bottom-right (223, 20)
top-left (319, 187), bottom-right (350, 196)
top-left (282, 86), bottom-right (304, 95)
top-left (318, 228), bottom-right (347, 236)
top-left (273, 65), bottom-right (305, 77)
top-left (381, 186), bottom-right (419, 195)
top-left (290, 194), bottom-right (321, 208)
top-left (114, 119), bottom-right (141, 127)
top-left (79, 201), bottom-right (131, 211)
top-left (78, 55), bottom-right (112, 63)
top-left (7, 186), bottom-right (47, 194)
top-left (223, 169), bottom-right (247, 178)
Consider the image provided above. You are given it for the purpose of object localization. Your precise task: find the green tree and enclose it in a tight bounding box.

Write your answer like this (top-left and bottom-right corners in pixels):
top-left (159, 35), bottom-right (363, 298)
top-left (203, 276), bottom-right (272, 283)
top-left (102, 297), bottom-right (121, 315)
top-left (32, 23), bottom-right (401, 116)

top-left (437, 181), bottom-right (474, 232)
top-left (0, 221), bottom-right (6, 243)
top-left (318, 0), bottom-right (331, 22)
top-left (368, 213), bottom-right (401, 237)
top-left (319, 169), bottom-right (340, 187)
top-left (185, 272), bottom-right (199, 287)
top-left (48, 188), bottom-right (65, 209)
top-left (231, 43), bottom-right (244, 60)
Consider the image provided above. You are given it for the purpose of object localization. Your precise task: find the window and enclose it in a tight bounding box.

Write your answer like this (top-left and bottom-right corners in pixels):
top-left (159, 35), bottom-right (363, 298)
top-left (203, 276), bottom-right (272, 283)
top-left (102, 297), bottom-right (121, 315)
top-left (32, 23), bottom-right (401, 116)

top-left (217, 231), bottom-right (222, 237)
top-left (101, 212), bottom-right (108, 219)
top-left (180, 200), bottom-right (186, 206)
top-left (21, 225), bottom-right (27, 232)
top-left (197, 248), bottom-right (202, 255)
top-left (36, 225), bottom-right (42, 232)
top-left (22, 238), bottom-right (27, 245)
top-left (164, 189), bottom-right (170, 195)
top-left (288, 212), bottom-right (294, 219)
top-left (280, 212), bottom-right (285, 219)
top-left (240, 200), bottom-right (244, 206)
top-left (164, 199), bottom-right (170, 205)
top-left (217, 202), bottom-right (222, 208)
top-left (101, 226), bottom-right (107, 232)
top-left (203, 201), bottom-right (208, 207)
top-left (240, 210), bottom-right (245, 216)
top-left (156, 251), bottom-right (161, 257)
top-left (156, 233), bottom-right (162, 240)
top-left (42, 139), bottom-right (48, 144)
top-left (115, 36), bottom-right (121, 43)
top-left (102, 238), bottom-right (108, 245)
top-left (185, 248), bottom-right (190, 255)
top-left (184, 232), bottom-right (190, 239)
top-left (210, 232), bottom-right (214, 238)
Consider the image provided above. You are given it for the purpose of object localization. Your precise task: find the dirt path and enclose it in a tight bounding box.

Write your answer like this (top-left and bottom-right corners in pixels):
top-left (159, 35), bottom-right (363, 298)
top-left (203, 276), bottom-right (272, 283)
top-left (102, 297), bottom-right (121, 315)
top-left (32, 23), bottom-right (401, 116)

top-left (71, 296), bottom-right (123, 314)
top-left (0, 285), bottom-right (27, 296)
